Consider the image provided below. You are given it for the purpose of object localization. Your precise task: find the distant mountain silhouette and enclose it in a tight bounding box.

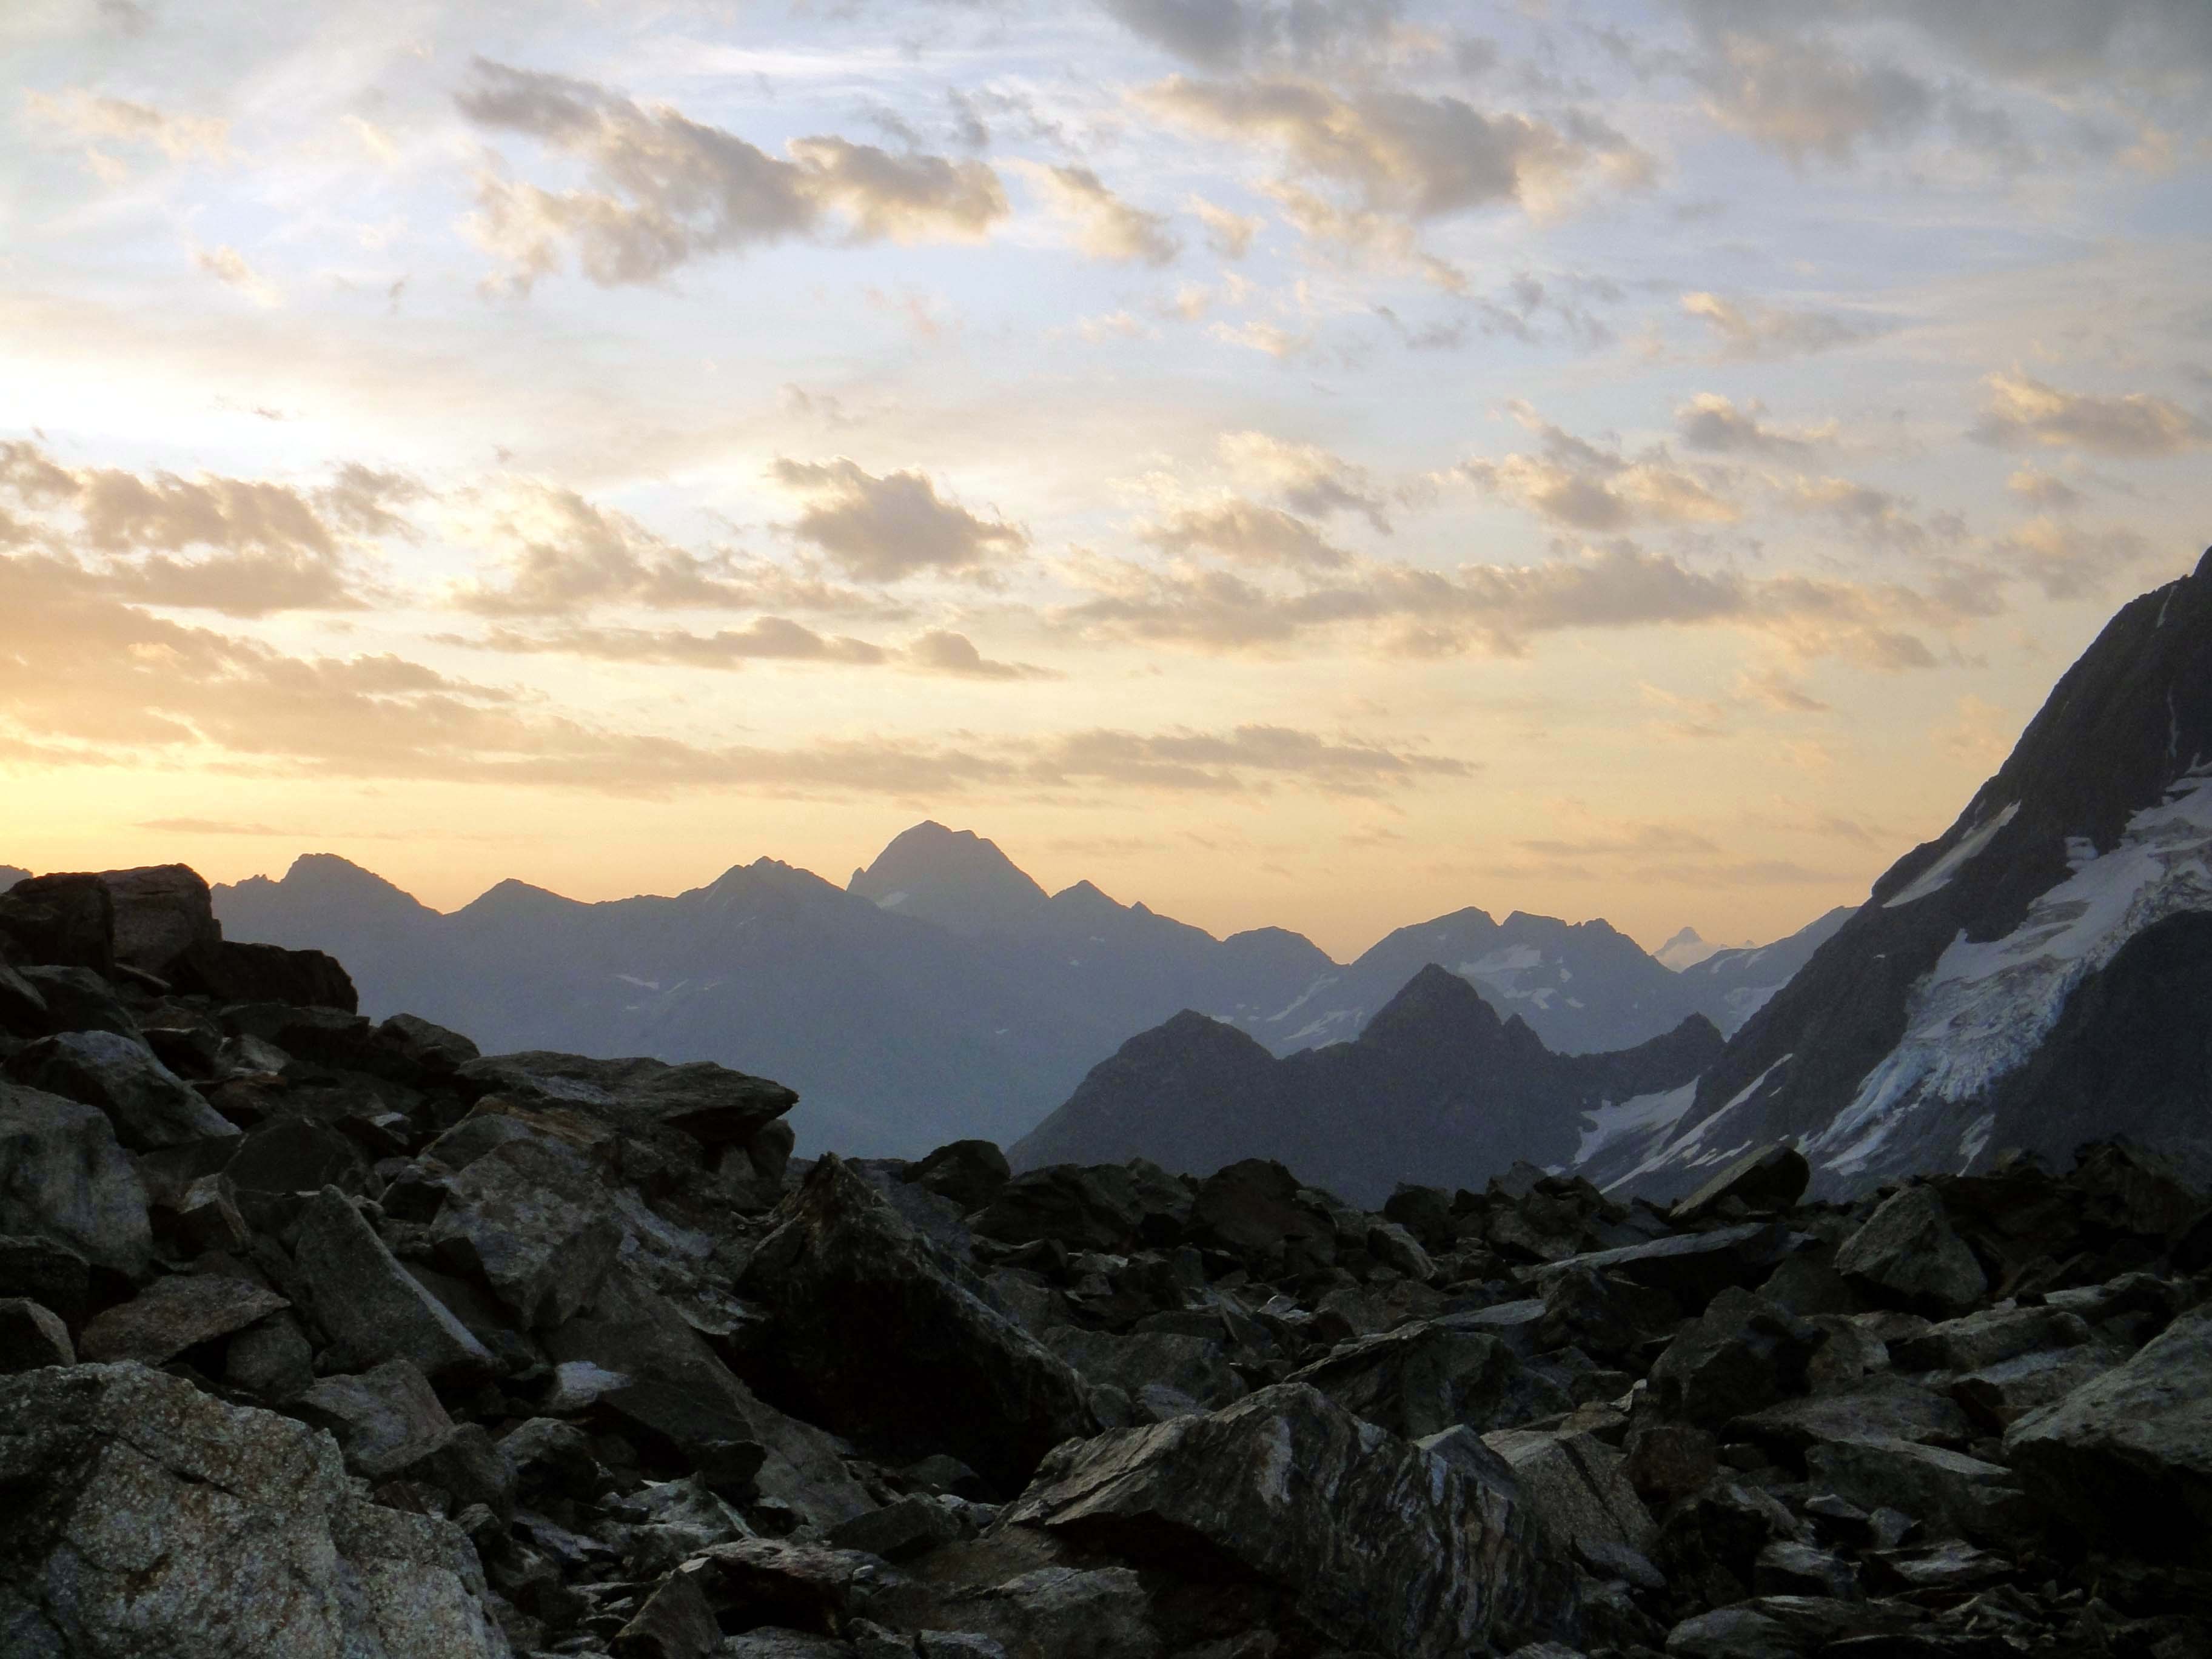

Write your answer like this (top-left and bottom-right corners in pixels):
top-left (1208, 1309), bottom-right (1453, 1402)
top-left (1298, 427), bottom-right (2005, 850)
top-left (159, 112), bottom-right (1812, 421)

top-left (1654, 925), bottom-right (1722, 970)
top-left (213, 834), bottom-right (1841, 1159)
top-left (1667, 907), bottom-right (1853, 1033)
top-left (0, 866), bottom-right (30, 893)
top-left (1578, 548), bottom-right (2212, 1198)
top-left (1223, 907), bottom-right (1716, 1056)
top-left (1011, 964), bottom-right (1724, 1205)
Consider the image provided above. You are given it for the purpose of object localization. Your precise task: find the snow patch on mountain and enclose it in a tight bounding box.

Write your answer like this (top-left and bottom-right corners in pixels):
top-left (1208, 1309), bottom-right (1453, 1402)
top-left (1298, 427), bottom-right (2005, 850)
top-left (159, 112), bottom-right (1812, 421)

top-left (1884, 802), bottom-right (2021, 909)
top-left (1815, 771), bottom-right (2212, 1175)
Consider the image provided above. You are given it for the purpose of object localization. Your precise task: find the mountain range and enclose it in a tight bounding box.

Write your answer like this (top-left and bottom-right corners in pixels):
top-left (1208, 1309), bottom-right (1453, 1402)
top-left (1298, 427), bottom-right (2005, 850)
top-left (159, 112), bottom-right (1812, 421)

top-left (1011, 964), bottom-right (1724, 1205)
top-left (189, 823), bottom-right (1831, 1159)
top-left (1056, 547), bottom-right (2212, 1202)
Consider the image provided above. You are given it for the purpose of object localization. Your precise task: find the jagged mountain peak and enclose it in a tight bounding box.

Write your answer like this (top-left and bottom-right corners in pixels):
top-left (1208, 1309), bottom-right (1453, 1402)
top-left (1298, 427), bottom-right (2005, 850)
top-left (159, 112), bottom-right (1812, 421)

top-left (848, 820), bottom-right (1050, 936)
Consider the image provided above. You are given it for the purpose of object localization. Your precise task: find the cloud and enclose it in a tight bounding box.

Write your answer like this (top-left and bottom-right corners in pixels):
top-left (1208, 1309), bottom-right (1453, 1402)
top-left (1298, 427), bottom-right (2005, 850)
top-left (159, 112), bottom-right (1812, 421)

top-left (24, 89), bottom-right (229, 163)
top-left (456, 60), bottom-right (1006, 289)
top-left (1028, 165), bottom-right (1181, 264)
top-left (772, 458), bottom-right (1028, 583)
top-left (1219, 431), bottom-right (1390, 527)
top-left (192, 246), bottom-right (282, 308)
top-left (1061, 539), bottom-right (1958, 668)
top-left (1460, 409), bottom-right (1737, 532)
top-left (903, 629), bottom-right (1059, 680)
top-left (0, 558), bottom-right (1458, 800)
top-left (1692, 31), bottom-right (1937, 163)
top-left (1992, 516), bottom-right (2154, 599)
top-left (1675, 393), bottom-right (1837, 455)
top-left (1140, 500), bottom-right (1350, 568)
top-left (1188, 195), bottom-right (1262, 256)
top-left (1098, 0), bottom-right (1406, 70)
top-left (2005, 468), bottom-right (2083, 510)
top-left (0, 441), bottom-right (402, 615)
top-left (1973, 370), bottom-right (2210, 457)
top-left (447, 618), bottom-right (891, 668)
top-left (1681, 292), bottom-right (1879, 360)
top-left (1138, 76), bottom-right (1651, 246)
top-left (446, 619), bottom-right (1056, 681)
top-left (1782, 476), bottom-right (1957, 552)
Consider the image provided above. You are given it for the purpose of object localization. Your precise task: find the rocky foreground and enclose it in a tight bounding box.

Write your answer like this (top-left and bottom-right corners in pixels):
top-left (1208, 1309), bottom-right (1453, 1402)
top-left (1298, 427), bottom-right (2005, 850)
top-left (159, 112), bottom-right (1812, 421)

top-left (2, 865), bottom-right (2210, 1659)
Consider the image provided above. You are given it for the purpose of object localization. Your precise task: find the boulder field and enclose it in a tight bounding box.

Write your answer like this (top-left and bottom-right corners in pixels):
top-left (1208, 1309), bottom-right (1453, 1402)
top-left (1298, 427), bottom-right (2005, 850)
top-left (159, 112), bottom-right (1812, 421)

top-left (2, 863), bottom-right (2210, 1658)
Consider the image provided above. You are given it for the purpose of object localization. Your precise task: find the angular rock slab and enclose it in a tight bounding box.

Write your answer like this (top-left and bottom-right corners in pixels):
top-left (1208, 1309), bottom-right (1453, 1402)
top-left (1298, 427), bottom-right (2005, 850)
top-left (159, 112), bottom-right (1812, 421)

top-left (2005, 1301), bottom-right (2212, 1558)
top-left (999, 1381), bottom-right (1573, 1659)
top-left (0, 1082), bottom-right (152, 1276)
top-left (739, 1155), bottom-right (1100, 1493)
top-left (1527, 1221), bottom-right (1791, 1307)
top-left (429, 1133), bottom-right (621, 1329)
top-left (457, 1050), bottom-right (796, 1145)
top-left (0, 1295), bottom-right (73, 1370)
top-left (79, 1272), bottom-right (288, 1365)
top-left (293, 1185), bottom-right (494, 1380)
top-left (1669, 1144), bottom-right (1811, 1224)
top-left (0, 1361), bottom-right (510, 1658)
top-left (1834, 1185), bottom-right (1986, 1315)
top-left (3, 1035), bottom-right (240, 1150)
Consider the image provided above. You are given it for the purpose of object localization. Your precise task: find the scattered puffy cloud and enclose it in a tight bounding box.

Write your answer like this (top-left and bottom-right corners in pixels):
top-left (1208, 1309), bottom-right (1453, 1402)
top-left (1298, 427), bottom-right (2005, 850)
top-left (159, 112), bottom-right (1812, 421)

top-left (1138, 75), bottom-right (1652, 250)
top-left (1681, 292), bottom-right (1880, 360)
top-left (1188, 195), bottom-right (1262, 257)
top-left (1219, 431), bottom-right (1390, 527)
top-left (771, 458), bottom-right (1028, 583)
top-left (1992, 516), bottom-right (2154, 599)
top-left (0, 441), bottom-right (404, 615)
top-left (1027, 164), bottom-right (1181, 264)
top-left (903, 629), bottom-right (1059, 680)
top-left (1140, 500), bottom-right (1350, 568)
top-left (1782, 476), bottom-right (1959, 553)
top-left (2005, 468), bottom-right (2083, 511)
top-left (192, 245), bottom-right (281, 308)
top-left (448, 481), bottom-right (884, 617)
top-left (1691, 32), bottom-right (1937, 163)
top-left (1461, 408), bottom-right (1737, 532)
top-left (1973, 370), bottom-right (2209, 457)
top-left (1675, 393), bottom-right (1837, 455)
top-left (457, 60), bottom-right (1006, 289)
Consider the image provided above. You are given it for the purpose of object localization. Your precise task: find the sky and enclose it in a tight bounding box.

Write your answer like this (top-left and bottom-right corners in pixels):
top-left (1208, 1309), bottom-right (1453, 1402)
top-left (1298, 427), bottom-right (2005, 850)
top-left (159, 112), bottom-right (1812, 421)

top-left (2, 0), bottom-right (2209, 961)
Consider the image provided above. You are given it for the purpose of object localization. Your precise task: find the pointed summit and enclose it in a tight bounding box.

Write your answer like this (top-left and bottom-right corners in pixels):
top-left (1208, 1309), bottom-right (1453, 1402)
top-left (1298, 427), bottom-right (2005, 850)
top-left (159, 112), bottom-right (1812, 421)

top-left (1654, 927), bottom-right (1723, 971)
top-left (848, 821), bottom-right (1050, 937)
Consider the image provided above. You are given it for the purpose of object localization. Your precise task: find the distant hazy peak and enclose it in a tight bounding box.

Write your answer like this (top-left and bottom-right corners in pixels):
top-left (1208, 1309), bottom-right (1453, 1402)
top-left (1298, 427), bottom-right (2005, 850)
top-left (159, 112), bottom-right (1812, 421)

top-left (0, 865), bottom-right (30, 891)
top-left (1655, 926), bottom-right (1725, 971)
top-left (848, 819), bottom-right (1050, 937)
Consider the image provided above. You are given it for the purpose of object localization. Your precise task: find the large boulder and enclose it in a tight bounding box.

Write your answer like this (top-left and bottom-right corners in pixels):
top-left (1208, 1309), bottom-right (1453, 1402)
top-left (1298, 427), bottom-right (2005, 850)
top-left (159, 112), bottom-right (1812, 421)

top-left (5, 1030), bottom-right (239, 1152)
top-left (292, 1185), bottom-right (494, 1381)
top-left (1647, 1287), bottom-right (1822, 1428)
top-left (1668, 1144), bottom-right (1811, 1224)
top-left (0, 948), bottom-right (48, 1038)
top-left (455, 1051), bottom-right (796, 1146)
top-left (0, 1082), bottom-right (152, 1276)
top-left (190, 941), bottom-right (359, 1012)
top-left (973, 1165), bottom-right (1149, 1252)
top-left (737, 1156), bottom-right (1100, 1492)
top-left (1287, 1319), bottom-right (1568, 1439)
top-left (1833, 1185), bottom-right (1986, 1315)
top-left (1481, 1426), bottom-right (1658, 1564)
top-left (998, 1381), bottom-right (1573, 1658)
top-left (96, 863), bottom-right (221, 981)
top-left (2004, 1301), bottom-right (2212, 1558)
top-left (78, 1273), bottom-right (288, 1365)
top-left (429, 1133), bottom-right (622, 1330)
top-left (0, 1361), bottom-right (509, 1657)
top-left (0, 874), bottom-right (115, 974)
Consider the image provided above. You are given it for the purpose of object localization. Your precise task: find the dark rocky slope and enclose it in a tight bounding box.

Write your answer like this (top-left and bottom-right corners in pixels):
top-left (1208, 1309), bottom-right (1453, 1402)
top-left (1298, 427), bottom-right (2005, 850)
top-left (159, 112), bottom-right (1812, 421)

top-left (8, 859), bottom-right (2211, 1656)
top-left (1600, 548), bottom-right (2212, 1200)
top-left (1010, 966), bottom-right (1723, 1205)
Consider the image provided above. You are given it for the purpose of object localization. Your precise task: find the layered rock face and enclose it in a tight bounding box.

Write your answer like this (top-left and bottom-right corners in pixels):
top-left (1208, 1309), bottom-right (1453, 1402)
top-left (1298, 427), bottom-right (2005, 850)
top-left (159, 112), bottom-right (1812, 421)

top-left (1, 862), bottom-right (2210, 1657)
